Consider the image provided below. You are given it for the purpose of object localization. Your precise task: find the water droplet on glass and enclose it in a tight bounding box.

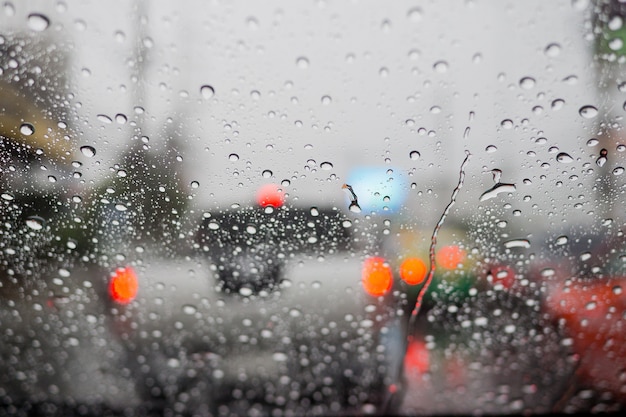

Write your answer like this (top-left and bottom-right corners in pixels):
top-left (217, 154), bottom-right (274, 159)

top-left (486, 145), bottom-right (498, 153)
top-left (613, 166), bottom-right (625, 176)
top-left (596, 148), bottom-right (608, 167)
top-left (246, 225), bottom-right (257, 234)
top-left (115, 203), bottom-right (128, 212)
top-left (500, 119), bottom-right (513, 129)
top-left (609, 38), bottom-right (624, 51)
top-left (262, 169), bottom-right (273, 178)
top-left (182, 305), bottom-right (197, 315)
top-left (25, 216), bottom-right (45, 231)
top-left (544, 43), bottom-right (561, 57)
top-left (504, 239), bottom-right (531, 249)
top-left (579, 105), bottom-right (598, 119)
top-left (490, 169), bottom-right (502, 183)
top-left (310, 207), bottom-right (319, 216)
top-left (296, 56), bottom-right (309, 69)
top-left (407, 7), bottom-right (423, 21)
top-left (115, 113), bottom-right (127, 124)
top-left (97, 114), bottom-right (112, 124)
top-left (190, 181), bottom-right (199, 189)
top-left (551, 99), bottom-right (565, 110)
top-left (229, 153), bottom-right (239, 161)
top-left (250, 90), bottom-right (261, 100)
top-left (556, 152), bottom-right (573, 163)
top-left (208, 221), bottom-right (220, 230)
top-left (519, 77), bottom-right (536, 89)
top-left (320, 162), bottom-right (333, 170)
top-left (1, 193), bottom-right (14, 201)
top-left (20, 123), bottom-right (35, 136)
top-left (555, 235), bottom-right (569, 245)
top-left (433, 60), bottom-right (449, 73)
top-left (48, 175), bottom-right (56, 183)
top-left (27, 13), bottom-right (50, 31)
top-left (80, 145), bottom-right (96, 157)
top-left (200, 85), bottom-right (215, 99)
top-left (563, 75), bottom-right (578, 85)
top-left (409, 150), bottom-right (420, 160)
top-left (349, 202), bottom-right (362, 213)
top-left (321, 95), bottom-right (332, 105)
top-left (586, 138), bottom-right (599, 147)
top-left (479, 183), bottom-right (516, 201)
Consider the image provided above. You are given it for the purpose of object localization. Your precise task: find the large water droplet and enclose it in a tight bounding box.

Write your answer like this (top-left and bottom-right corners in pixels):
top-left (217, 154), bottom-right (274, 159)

top-left (579, 105), bottom-right (598, 119)
top-left (556, 152), bottom-right (573, 163)
top-left (349, 202), bottom-right (362, 213)
top-left (613, 166), bottom-right (625, 176)
top-left (246, 225), bottom-right (257, 234)
top-left (321, 95), bottom-right (332, 105)
top-left (80, 145), bottom-right (96, 157)
top-left (551, 99), bottom-right (565, 110)
top-left (409, 150), bottom-right (420, 160)
top-left (26, 216), bottom-right (45, 231)
top-left (555, 235), bottom-right (569, 245)
top-left (200, 85), bottom-right (215, 99)
top-left (229, 153), bottom-right (239, 161)
top-left (433, 60), bottom-right (449, 73)
top-left (479, 183), bottom-right (516, 201)
top-left (503, 239), bottom-right (531, 249)
top-left (296, 56), bottom-right (309, 69)
top-left (500, 119), bottom-right (513, 129)
top-left (97, 114), bottom-right (112, 124)
top-left (262, 169), bottom-right (272, 178)
top-left (27, 13), bottom-right (50, 31)
top-left (407, 7), bottom-right (423, 22)
top-left (20, 123), bottom-right (35, 136)
top-left (320, 161), bottom-right (333, 170)
top-left (182, 304), bottom-right (197, 315)
top-left (519, 77), bottom-right (536, 89)
top-left (597, 148), bottom-right (608, 167)
top-left (544, 43), bottom-right (561, 57)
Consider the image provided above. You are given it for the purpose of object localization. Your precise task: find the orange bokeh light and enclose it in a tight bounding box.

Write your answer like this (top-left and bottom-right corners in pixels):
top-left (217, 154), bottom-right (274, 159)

top-left (436, 245), bottom-right (466, 270)
top-left (362, 256), bottom-right (393, 297)
top-left (256, 183), bottom-right (285, 208)
top-left (109, 267), bottom-right (138, 304)
top-left (400, 257), bottom-right (428, 285)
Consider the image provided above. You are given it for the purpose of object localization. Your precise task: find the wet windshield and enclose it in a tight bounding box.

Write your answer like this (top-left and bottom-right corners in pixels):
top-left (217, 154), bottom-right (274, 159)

top-left (1, 0), bottom-right (625, 415)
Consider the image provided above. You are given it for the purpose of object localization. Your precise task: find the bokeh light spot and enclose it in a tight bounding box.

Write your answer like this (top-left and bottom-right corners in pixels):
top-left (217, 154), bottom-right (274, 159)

top-left (436, 245), bottom-right (466, 270)
top-left (362, 256), bottom-right (393, 297)
top-left (109, 267), bottom-right (138, 304)
top-left (400, 257), bottom-right (428, 285)
top-left (256, 183), bottom-right (285, 208)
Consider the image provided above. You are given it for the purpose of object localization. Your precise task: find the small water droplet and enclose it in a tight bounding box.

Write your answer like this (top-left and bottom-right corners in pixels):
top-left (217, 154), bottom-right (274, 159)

top-left (97, 114), bottom-right (112, 124)
top-left (479, 183), bottom-right (516, 201)
top-left (262, 169), bottom-right (273, 178)
top-left (80, 145), bottom-right (96, 157)
top-left (310, 207), bottom-right (319, 216)
top-left (551, 99), bottom-right (565, 110)
top-left (613, 166), bottom-right (625, 176)
top-left (321, 95), bottom-right (332, 105)
top-left (349, 202), bottom-right (362, 213)
top-left (25, 216), bottom-right (45, 231)
top-left (115, 203), bottom-right (128, 212)
top-left (320, 161), bottom-right (333, 170)
top-left (597, 148), bottom-right (608, 167)
top-left (20, 123), bottom-right (35, 136)
top-left (182, 304), bottom-right (197, 315)
top-left (246, 224), bottom-right (257, 234)
top-left (190, 181), bottom-right (199, 189)
top-left (544, 43), bottom-right (561, 57)
top-left (250, 90), bottom-right (261, 100)
top-left (208, 221), bottom-right (220, 230)
top-left (586, 138), bottom-right (599, 147)
top-left (501, 119), bottom-right (513, 129)
top-left (296, 56), bottom-right (309, 69)
top-left (27, 13), bottom-right (50, 31)
top-left (200, 85), bottom-right (215, 99)
top-left (433, 60), bottom-right (449, 73)
top-left (579, 105), bottom-right (598, 119)
top-left (229, 153), bottom-right (239, 161)
top-left (115, 113), bottom-right (127, 124)
top-left (555, 235), bottom-right (569, 245)
top-left (519, 77), bottom-right (536, 89)
top-left (556, 152), bottom-right (573, 163)
top-left (1, 193), bottom-right (14, 201)
top-left (407, 7), bottom-right (423, 21)
top-left (409, 150), bottom-right (420, 160)
top-left (486, 145), bottom-right (498, 153)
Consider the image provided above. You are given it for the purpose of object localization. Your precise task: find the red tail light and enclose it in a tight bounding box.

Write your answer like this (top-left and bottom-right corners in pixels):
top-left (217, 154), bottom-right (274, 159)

top-left (400, 257), bottom-right (428, 285)
top-left (109, 267), bottom-right (138, 304)
top-left (256, 183), bottom-right (285, 208)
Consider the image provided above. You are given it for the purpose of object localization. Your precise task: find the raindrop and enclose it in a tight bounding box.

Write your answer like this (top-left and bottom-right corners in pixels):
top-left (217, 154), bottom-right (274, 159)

top-left (272, 352), bottom-right (288, 362)
top-left (409, 150), bottom-right (420, 160)
top-left (349, 202), bottom-right (362, 213)
top-left (1, 193), bottom-right (14, 201)
top-left (433, 60), bottom-right (449, 73)
top-left (208, 221), bottom-right (219, 230)
top-left (586, 138), bottom-right (599, 147)
top-left (563, 75), bottom-right (578, 85)
top-left (310, 207), bottom-right (319, 216)
top-left (97, 114), bottom-right (112, 124)
top-left (504, 239), bottom-right (531, 249)
top-left (578, 105), bottom-right (598, 119)
top-left (20, 123), bottom-right (35, 136)
top-left (182, 305), bottom-right (197, 315)
top-left (500, 119), bottom-right (513, 129)
top-left (613, 285), bottom-right (623, 295)
top-left (613, 166), bottom-right (625, 176)
top-left (229, 153), bottom-right (239, 161)
top-left (551, 99), bottom-right (565, 110)
top-left (25, 216), bottom-right (45, 231)
top-left (27, 13), bottom-right (50, 31)
top-left (609, 15), bottom-right (624, 31)
top-left (320, 162), bottom-right (333, 170)
top-left (190, 181), bottom-right (200, 189)
top-left (250, 90), bottom-right (261, 100)
top-left (480, 183), bottom-right (516, 201)
top-left (321, 95), bottom-right (332, 105)
top-left (80, 145), bottom-right (96, 157)
top-left (490, 169), bottom-right (502, 183)
top-left (519, 77), bottom-right (536, 89)
top-left (486, 145), bottom-right (498, 153)
top-left (246, 225), bottom-right (257, 234)
top-left (115, 113), bottom-right (127, 124)
top-left (200, 85), bottom-right (215, 99)
top-left (296, 56), bottom-right (309, 69)
top-left (407, 7), bottom-right (423, 21)
top-left (555, 235), bottom-right (569, 245)
top-left (115, 203), bottom-right (128, 212)
top-left (556, 152), bottom-right (573, 163)
top-left (544, 43), bottom-right (561, 57)
top-left (596, 148), bottom-right (608, 167)
top-left (580, 252), bottom-right (592, 261)
top-left (262, 169), bottom-right (272, 178)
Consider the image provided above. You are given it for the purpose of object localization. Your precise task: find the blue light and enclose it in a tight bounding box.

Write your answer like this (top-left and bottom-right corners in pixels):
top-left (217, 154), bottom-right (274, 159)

top-left (346, 167), bottom-right (407, 214)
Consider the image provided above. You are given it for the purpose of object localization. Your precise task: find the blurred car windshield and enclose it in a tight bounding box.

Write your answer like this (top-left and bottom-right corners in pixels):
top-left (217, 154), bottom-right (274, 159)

top-left (2, 0), bottom-right (626, 415)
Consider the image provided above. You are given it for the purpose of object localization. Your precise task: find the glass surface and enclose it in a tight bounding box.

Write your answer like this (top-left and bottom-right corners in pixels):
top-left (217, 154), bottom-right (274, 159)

top-left (1, 0), bottom-right (626, 415)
